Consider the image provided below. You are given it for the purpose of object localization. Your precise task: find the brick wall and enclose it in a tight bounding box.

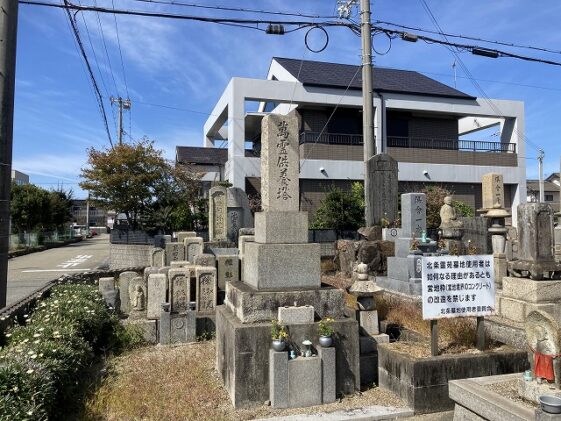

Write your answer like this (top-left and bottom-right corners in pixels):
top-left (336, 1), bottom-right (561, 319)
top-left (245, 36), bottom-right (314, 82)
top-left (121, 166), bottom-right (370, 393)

top-left (109, 244), bottom-right (153, 269)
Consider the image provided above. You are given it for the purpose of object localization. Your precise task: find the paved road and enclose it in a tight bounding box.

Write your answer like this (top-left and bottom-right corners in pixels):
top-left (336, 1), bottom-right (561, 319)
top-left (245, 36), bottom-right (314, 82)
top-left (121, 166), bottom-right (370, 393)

top-left (4, 233), bottom-right (110, 309)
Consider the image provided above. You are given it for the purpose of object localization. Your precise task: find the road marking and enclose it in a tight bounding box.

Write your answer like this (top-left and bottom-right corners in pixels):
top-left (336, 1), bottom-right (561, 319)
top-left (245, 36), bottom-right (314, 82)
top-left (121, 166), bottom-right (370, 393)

top-left (22, 269), bottom-right (93, 273)
top-left (56, 255), bottom-right (93, 269)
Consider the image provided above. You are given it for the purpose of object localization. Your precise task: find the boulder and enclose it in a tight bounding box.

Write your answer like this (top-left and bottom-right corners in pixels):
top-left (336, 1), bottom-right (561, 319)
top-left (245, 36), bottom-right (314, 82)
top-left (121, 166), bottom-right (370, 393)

top-left (334, 240), bottom-right (357, 276)
top-left (358, 240), bottom-right (395, 275)
top-left (358, 226), bottom-right (382, 241)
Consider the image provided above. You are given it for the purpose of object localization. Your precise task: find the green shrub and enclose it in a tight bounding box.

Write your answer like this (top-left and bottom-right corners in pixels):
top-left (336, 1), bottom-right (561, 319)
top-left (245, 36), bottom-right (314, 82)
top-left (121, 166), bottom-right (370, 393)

top-left (0, 283), bottom-right (120, 419)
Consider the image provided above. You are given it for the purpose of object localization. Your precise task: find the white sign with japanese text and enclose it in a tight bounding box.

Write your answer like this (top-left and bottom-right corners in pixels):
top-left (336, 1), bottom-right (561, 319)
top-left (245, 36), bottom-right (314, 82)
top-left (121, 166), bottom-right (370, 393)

top-left (421, 255), bottom-right (495, 320)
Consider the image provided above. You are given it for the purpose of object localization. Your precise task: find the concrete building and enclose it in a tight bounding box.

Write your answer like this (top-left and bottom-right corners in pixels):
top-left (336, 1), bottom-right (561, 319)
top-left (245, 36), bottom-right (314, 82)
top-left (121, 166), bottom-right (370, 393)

top-left (71, 200), bottom-right (108, 227)
top-left (10, 170), bottom-right (29, 186)
top-left (527, 172), bottom-right (560, 212)
top-left (178, 57), bottom-right (526, 223)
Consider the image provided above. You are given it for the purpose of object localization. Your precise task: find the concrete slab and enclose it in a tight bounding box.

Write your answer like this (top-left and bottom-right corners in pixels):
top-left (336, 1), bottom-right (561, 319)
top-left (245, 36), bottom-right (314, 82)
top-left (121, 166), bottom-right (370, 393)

top-left (253, 405), bottom-right (414, 420)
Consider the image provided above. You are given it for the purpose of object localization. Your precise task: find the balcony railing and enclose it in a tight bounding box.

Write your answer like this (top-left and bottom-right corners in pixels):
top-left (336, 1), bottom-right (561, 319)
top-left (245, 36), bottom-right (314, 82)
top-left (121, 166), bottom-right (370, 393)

top-left (298, 132), bottom-right (516, 153)
top-left (387, 136), bottom-right (516, 153)
top-left (299, 131), bottom-right (363, 146)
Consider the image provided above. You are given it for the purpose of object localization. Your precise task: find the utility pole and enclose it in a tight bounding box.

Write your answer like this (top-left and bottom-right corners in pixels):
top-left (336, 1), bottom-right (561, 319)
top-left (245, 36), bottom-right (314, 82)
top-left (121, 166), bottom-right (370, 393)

top-left (360, 0), bottom-right (376, 225)
top-left (110, 96), bottom-right (131, 145)
top-left (538, 148), bottom-right (545, 203)
top-left (0, 0), bottom-right (19, 309)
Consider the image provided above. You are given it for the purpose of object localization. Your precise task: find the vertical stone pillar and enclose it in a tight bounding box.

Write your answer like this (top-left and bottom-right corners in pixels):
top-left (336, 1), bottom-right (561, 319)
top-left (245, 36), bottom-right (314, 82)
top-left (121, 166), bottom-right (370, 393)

top-left (366, 153), bottom-right (398, 226)
top-left (209, 185), bottom-right (228, 242)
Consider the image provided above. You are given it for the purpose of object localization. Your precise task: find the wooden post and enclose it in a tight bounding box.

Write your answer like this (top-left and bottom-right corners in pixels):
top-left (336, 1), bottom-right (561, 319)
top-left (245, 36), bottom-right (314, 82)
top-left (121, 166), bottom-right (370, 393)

top-left (476, 316), bottom-right (485, 351)
top-left (430, 319), bottom-right (439, 356)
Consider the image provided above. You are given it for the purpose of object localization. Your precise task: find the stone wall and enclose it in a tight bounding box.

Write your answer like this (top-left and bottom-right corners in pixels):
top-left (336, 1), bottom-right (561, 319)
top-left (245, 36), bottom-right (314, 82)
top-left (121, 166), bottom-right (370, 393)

top-left (459, 217), bottom-right (492, 254)
top-left (109, 244), bottom-right (153, 269)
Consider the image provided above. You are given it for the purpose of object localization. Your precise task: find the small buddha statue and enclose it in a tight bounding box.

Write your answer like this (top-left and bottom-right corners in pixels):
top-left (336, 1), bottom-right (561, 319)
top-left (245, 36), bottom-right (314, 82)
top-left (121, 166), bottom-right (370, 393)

top-left (131, 285), bottom-right (145, 311)
top-left (439, 196), bottom-right (463, 229)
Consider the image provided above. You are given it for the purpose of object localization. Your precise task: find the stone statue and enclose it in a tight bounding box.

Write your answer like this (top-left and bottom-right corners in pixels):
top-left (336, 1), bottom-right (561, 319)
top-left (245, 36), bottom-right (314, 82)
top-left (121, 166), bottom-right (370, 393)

top-left (525, 310), bottom-right (561, 387)
top-left (439, 196), bottom-right (463, 229)
top-left (131, 285), bottom-right (145, 311)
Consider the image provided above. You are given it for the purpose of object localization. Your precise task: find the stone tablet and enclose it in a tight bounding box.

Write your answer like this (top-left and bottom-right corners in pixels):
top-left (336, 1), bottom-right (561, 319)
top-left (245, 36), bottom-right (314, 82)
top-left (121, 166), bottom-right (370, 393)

top-left (184, 237), bottom-right (204, 263)
top-left (209, 186), bottom-right (228, 241)
top-left (482, 173), bottom-right (504, 210)
top-left (194, 253), bottom-right (216, 268)
top-left (261, 112), bottom-right (299, 212)
top-left (165, 242), bottom-right (185, 266)
top-left (367, 153), bottom-right (398, 226)
top-left (118, 271), bottom-right (138, 314)
top-left (195, 267), bottom-right (217, 314)
top-left (401, 193), bottom-right (426, 238)
top-left (169, 268), bottom-right (191, 313)
top-left (227, 208), bottom-right (242, 243)
top-left (176, 231), bottom-right (196, 243)
top-left (147, 274), bottom-right (167, 319)
top-left (151, 248), bottom-right (165, 267)
top-left (98, 277), bottom-right (115, 294)
top-left (216, 253), bottom-right (239, 290)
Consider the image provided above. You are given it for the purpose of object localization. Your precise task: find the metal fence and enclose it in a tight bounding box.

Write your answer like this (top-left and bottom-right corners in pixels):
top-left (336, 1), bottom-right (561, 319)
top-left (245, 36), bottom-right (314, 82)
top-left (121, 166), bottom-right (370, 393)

top-left (9, 229), bottom-right (75, 250)
top-left (387, 136), bottom-right (516, 153)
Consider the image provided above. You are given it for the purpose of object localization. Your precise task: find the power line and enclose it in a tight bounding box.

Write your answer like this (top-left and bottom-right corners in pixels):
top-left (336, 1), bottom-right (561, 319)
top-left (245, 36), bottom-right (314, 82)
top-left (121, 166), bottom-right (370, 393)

top-left (375, 19), bottom-right (561, 56)
top-left (92, 0), bottom-right (120, 96)
top-left (128, 0), bottom-right (338, 19)
top-left (62, 0), bottom-right (113, 146)
top-left (110, 0), bottom-right (129, 98)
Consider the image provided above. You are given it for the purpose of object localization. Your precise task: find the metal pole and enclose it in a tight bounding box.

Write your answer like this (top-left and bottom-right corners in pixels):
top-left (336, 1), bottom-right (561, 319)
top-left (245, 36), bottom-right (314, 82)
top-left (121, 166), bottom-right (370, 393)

top-left (360, 0), bottom-right (375, 226)
top-left (85, 194), bottom-right (90, 234)
top-left (538, 148), bottom-right (545, 202)
top-left (118, 97), bottom-right (123, 145)
top-left (0, 0), bottom-right (19, 309)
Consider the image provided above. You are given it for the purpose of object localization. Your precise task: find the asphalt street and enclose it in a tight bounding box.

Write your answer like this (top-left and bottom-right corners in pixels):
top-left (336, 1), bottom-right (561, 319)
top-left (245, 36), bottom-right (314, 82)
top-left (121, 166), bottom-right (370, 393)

top-left (4, 233), bottom-right (110, 309)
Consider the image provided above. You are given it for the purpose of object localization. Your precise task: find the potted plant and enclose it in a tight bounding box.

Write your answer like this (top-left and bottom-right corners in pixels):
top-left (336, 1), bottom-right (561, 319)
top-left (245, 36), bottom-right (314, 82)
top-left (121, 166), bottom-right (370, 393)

top-left (318, 317), bottom-right (335, 347)
top-left (271, 319), bottom-right (288, 351)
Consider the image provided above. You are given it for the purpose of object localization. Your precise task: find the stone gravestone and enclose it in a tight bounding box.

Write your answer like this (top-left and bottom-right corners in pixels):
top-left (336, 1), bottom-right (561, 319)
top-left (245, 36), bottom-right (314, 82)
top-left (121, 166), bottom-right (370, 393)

top-left (176, 231), bottom-right (196, 243)
top-left (194, 253), bottom-right (216, 268)
top-left (482, 173), bottom-right (504, 210)
top-left (147, 274), bottom-right (167, 319)
top-left (401, 193), bottom-right (426, 239)
top-left (508, 203), bottom-right (561, 279)
top-left (154, 234), bottom-right (172, 249)
top-left (212, 248), bottom-right (240, 290)
top-left (168, 268), bottom-right (192, 313)
top-left (260, 113), bottom-right (299, 212)
top-left (184, 237), bottom-right (204, 263)
top-left (151, 248), bottom-right (165, 267)
top-left (366, 153), bottom-right (398, 226)
top-left (118, 271), bottom-right (138, 314)
top-left (209, 186), bottom-right (228, 242)
top-left (243, 112), bottom-right (320, 290)
top-left (195, 267), bottom-right (217, 314)
top-left (165, 242), bottom-right (185, 266)
top-left (227, 187), bottom-right (254, 243)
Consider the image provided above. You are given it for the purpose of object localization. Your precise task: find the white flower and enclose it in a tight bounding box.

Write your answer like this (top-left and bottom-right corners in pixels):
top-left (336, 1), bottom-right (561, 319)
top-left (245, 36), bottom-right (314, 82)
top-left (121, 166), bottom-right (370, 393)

top-left (5, 333), bottom-right (11, 337)
top-left (33, 333), bottom-right (41, 338)
top-left (30, 354), bottom-right (37, 359)
top-left (26, 369), bottom-right (34, 374)
top-left (33, 340), bottom-right (40, 344)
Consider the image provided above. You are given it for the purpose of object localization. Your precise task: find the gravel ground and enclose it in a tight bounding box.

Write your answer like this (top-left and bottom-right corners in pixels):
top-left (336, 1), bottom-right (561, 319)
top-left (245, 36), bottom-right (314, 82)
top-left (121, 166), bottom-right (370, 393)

top-left (485, 379), bottom-right (538, 410)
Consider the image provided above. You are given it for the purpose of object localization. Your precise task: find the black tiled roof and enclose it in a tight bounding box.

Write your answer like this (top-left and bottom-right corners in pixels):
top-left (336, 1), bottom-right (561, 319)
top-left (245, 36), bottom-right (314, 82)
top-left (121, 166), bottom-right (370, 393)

top-left (273, 57), bottom-right (475, 100)
top-left (176, 146), bottom-right (228, 165)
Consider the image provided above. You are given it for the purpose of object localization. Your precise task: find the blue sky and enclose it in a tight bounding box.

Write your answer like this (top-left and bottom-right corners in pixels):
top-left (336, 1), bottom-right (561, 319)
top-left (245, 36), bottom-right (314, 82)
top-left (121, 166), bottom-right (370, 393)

top-left (13, 0), bottom-right (561, 198)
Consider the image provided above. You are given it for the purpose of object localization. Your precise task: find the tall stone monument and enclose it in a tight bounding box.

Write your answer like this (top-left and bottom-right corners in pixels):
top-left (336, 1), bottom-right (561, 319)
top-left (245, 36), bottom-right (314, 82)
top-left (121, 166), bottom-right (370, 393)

top-left (482, 173), bottom-right (505, 211)
top-left (366, 153), bottom-right (398, 226)
top-left (209, 185), bottom-right (227, 242)
top-left (216, 112), bottom-right (359, 408)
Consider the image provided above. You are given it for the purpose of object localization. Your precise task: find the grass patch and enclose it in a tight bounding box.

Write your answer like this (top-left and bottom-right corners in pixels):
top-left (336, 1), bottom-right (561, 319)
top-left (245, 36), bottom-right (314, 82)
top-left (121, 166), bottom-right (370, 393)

top-left (84, 340), bottom-right (406, 421)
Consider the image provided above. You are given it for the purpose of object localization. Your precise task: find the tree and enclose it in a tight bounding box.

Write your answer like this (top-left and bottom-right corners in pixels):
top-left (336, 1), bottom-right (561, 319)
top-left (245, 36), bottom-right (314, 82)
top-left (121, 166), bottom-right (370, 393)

top-left (421, 185), bottom-right (474, 229)
top-left (47, 189), bottom-right (73, 229)
top-left (80, 138), bottom-right (201, 231)
top-left (311, 182), bottom-right (365, 231)
top-left (10, 183), bottom-right (51, 233)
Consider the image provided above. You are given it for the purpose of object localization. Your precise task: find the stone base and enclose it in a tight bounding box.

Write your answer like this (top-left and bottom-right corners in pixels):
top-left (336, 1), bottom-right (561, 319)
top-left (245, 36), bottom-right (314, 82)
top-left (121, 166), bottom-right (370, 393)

top-left (387, 255), bottom-right (422, 281)
top-left (494, 254), bottom-right (507, 288)
top-left (498, 277), bottom-right (561, 323)
top-left (518, 377), bottom-right (561, 404)
top-left (359, 334), bottom-right (389, 355)
top-left (225, 281), bottom-right (345, 323)
top-left (243, 242), bottom-right (321, 290)
top-left (376, 275), bottom-right (422, 297)
top-left (216, 305), bottom-right (360, 408)
top-left (508, 259), bottom-right (561, 280)
top-left (498, 296), bottom-right (560, 323)
top-left (255, 211), bottom-right (308, 244)
top-left (122, 318), bottom-right (157, 344)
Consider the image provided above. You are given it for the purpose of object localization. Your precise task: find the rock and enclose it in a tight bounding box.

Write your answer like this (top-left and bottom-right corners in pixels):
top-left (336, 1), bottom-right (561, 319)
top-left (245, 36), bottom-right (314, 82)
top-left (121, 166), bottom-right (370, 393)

top-left (358, 226), bottom-right (382, 241)
top-left (358, 240), bottom-right (395, 275)
top-left (334, 240), bottom-right (357, 276)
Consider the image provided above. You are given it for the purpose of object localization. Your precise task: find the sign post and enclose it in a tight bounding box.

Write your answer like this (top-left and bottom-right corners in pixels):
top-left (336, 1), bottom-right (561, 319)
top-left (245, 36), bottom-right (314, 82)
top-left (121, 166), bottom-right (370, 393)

top-left (421, 255), bottom-right (495, 354)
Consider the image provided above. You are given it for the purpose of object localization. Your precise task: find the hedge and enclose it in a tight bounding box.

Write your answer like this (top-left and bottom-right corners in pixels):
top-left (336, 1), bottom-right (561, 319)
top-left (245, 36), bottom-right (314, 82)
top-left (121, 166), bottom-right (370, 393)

top-left (0, 283), bottom-right (119, 420)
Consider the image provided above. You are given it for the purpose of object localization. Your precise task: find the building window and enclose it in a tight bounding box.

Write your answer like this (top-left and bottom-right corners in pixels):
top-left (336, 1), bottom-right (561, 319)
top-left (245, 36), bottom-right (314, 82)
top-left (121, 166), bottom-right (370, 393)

top-left (545, 194), bottom-right (554, 202)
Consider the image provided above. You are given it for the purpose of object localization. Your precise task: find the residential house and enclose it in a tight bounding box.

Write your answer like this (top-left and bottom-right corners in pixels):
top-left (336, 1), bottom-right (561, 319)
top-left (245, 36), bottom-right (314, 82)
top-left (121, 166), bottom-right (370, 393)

top-left (177, 57), bottom-right (526, 223)
top-left (527, 172), bottom-right (560, 212)
top-left (11, 170), bottom-right (29, 186)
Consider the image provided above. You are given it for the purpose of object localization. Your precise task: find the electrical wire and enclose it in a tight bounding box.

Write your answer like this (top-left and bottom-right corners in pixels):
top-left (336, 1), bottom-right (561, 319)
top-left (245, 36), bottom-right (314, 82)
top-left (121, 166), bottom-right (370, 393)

top-left (375, 19), bottom-right (561, 56)
top-left (127, 0), bottom-right (339, 19)
top-left (92, 0), bottom-right (119, 96)
top-left (304, 25), bottom-right (329, 53)
top-left (62, 0), bottom-right (113, 146)
top-left (110, 0), bottom-right (129, 99)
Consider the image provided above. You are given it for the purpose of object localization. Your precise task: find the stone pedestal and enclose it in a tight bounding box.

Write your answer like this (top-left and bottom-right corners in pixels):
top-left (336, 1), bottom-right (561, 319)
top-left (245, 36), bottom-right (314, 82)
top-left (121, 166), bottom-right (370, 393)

top-left (217, 305), bottom-right (359, 408)
top-left (494, 254), bottom-right (507, 289)
top-left (498, 276), bottom-right (561, 323)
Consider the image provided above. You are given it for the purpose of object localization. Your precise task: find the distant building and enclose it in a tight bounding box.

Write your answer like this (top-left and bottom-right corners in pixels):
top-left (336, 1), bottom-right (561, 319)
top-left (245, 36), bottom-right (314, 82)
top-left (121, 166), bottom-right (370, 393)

top-left (527, 172), bottom-right (560, 212)
top-left (11, 170), bottom-right (29, 185)
top-left (71, 200), bottom-right (108, 227)
top-left (177, 56), bottom-right (526, 223)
